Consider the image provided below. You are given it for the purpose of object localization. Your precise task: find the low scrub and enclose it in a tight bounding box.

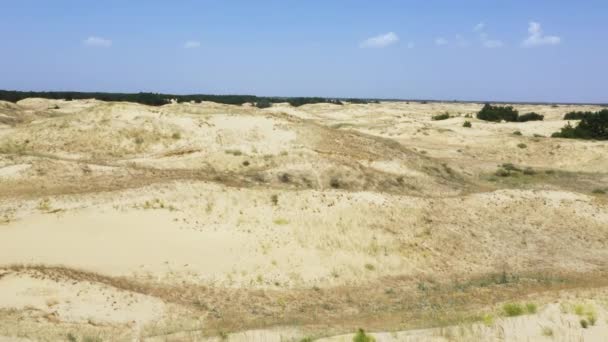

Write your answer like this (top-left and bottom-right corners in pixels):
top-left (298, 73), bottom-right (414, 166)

top-left (477, 104), bottom-right (544, 123)
top-left (477, 104), bottom-right (518, 122)
top-left (517, 112), bottom-right (544, 122)
top-left (552, 109), bottom-right (608, 140)
top-left (432, 113), bottom-right (450, 121)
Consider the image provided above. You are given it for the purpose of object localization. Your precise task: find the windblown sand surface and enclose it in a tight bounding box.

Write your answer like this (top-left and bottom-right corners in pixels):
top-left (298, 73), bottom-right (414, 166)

top-left (0, 99), bottom-right (607, 341)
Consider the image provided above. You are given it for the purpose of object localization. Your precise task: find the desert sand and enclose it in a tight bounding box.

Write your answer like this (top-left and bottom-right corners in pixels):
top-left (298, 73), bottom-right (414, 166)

top-left (0, 99), bottom-right (607, 341)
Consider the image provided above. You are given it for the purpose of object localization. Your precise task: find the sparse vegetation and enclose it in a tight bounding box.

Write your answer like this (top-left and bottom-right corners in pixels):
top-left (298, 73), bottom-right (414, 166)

top-left (502, 303), bottom-right (524, 316)
top-left (353, 329), bottom-right (375, 342)
top-left (463, 121), bottom-right (472, 128)
top-left (225, 149), bottom-right (243, 156)
top-left (273, 218), bottom-right (289, 225)
top-left (580, 319), bottom-right (588, 329)
top-left (37, 198), bottom-right (52, 212)
top-left (512, 131), bottom-right (522, 136)
top-left (517, 143), bottom-right (527, 149)
top-left (432, 113), bottom-right (450, 121)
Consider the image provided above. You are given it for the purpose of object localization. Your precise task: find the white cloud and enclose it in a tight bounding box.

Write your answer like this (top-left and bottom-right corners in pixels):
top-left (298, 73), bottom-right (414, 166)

top-left (184, 40), bottom-right (201, 49)
top-left (474, 22), bottom-right (485, 32)
top-left (475, 24), bottom-right (504, 48)
top-left (360, 32), bottom-right (399, 48)
top-left (435, 37), bottom-right (448, 46)
top-left (523, 22), bottom-right (561, 47)
top-left (83, 36), bottom-right (112, 48)
top-left (483, 39), bottom-right (504, 48)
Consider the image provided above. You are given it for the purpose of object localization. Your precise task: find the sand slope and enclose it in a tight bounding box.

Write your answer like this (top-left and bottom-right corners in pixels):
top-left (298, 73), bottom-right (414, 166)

top-left (0, 99), bottom-right (607, 341)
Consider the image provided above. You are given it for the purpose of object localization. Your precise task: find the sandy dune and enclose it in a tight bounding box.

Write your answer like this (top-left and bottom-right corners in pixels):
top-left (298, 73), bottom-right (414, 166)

top-left (0, 99), bottom-right (607, 341)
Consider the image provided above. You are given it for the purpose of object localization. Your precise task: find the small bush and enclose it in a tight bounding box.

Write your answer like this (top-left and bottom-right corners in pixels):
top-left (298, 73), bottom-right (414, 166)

top-left (171, 132), bottom-right (181, 139)
top-left (503, 303), bottom-right (524, 316)
top-left (273, 218), bottom-right (289, 225)
top-left (512, 131), bottom-right (522, 136)
top-left (541, 327), bottom-right (553, 337)
top-left (477, 104), bottom-right (519, 122)
top-left (526, 303), bottom-right (537, 314)
top-left (271, 194), bottom-right (278, 205)
top-left (482, 314), bottom-right (495, 326)
top-left (225, 149), bottom-right (243, 156)
top-left (242, 160), bottom-right (250, 166)
top-left (592, 188), bottom-right (606, 194)
top-left (517, 112), bottom-right (544, 122)
top-left (580, 319), bottom-right (588, 329)
top-left (279, 173), bottom-right (291, 183)
top-left (517, 143), bottom-right (527, 149)
top-left (353, 329), bottom-right (375, 342)
top-left (364, 263), bottom-right (375, 271)
top-left (463, 121), bottom-right (472, 128)
top-left (432, 113), bottom-right (450, 121)
top-left (330, 177), bottom-right (341, 189)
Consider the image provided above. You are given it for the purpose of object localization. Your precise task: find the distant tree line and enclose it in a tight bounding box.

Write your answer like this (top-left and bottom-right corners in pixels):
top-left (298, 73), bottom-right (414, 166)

top-left (0, 90), bottom-right (379, 107)
top-left (476, 104), bottom-right (544, 122)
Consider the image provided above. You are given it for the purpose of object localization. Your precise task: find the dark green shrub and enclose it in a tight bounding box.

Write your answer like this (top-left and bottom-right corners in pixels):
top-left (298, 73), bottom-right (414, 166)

top-left (432, 113), bottom-right (450, 121)
top-left (580, 319), bottom-right (588, 329)
top-left (564, 111), bottom-right (592, 120)
top-left (477, 104), bottom-right (519, 122)
top-left (463, 121), bottom-right (472, 128)
top-left (552, 109), bottom-right (608, 140)
top-left (512, 131), bottom-right (522, 136)
top-left (517, 112), bottom-right (544, 122)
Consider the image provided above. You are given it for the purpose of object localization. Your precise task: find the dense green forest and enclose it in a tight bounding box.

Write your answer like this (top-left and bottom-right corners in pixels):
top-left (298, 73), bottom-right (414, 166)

top-left (0, 90), bottom-right (378, 107)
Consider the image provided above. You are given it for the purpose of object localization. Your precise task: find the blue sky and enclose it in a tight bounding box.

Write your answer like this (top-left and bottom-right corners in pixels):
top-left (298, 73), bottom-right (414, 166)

top-left (1, 0), bottom-right (607, 103)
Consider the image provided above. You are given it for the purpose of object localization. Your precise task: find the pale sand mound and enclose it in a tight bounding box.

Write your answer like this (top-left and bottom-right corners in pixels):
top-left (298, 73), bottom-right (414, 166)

top-left (0, 269), bottom-right (164, 325)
